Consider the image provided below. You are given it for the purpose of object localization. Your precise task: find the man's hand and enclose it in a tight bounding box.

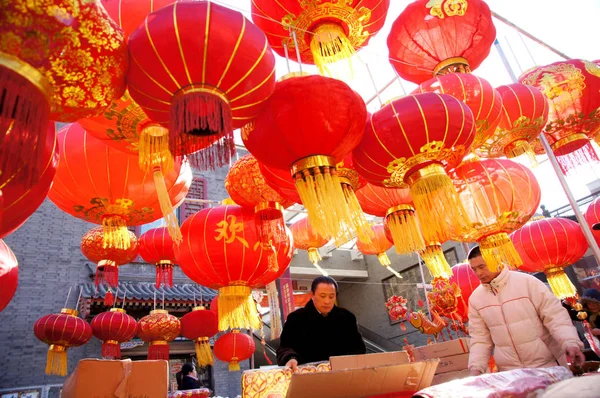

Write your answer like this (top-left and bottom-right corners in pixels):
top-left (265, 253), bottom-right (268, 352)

top-left (285, 358), bottom-right (298, 372)
top-left (566, 345), bottom-right (585, 367)
top-left (469, 369), bottom-right (482, 377)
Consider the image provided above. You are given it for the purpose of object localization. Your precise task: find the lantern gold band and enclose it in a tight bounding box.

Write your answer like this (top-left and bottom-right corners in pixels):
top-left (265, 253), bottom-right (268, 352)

top-left (49, 344), bottom-right (67, 353)
top-left (173, 84), bottom-right (229, 105)
top-left (150, 309), bottom-right (169, 315)
top-left (386, 204), bottom-right (415, 217)
top-left (504, 139), bottom-right (531, 158)
top-left (291, 155), bottom-right (336, 175)
top-left (338, 176), bottom-right (353, 186)
top-left (105, 340), bottom-right (120, 345)
top-left (60, 308), bottom-right (78, 317)
top-left (98, 259), bottom-right (117, 267)
top-left (423, 241), bottom-right (442, 248)
top-left (406, 163), bottom-right (445, 186)
top-left (232, 330), bottom-right (241, 334)
top-left (433, 57), bottom-right (470, 76)
top-left (141, 123), bottom-right (169, 137)
top-left (0, 51), bottom-right (53, 102)
top-left (150, 340), bottom-right (168, 346)
top-left (192, 306), bottom-right (206, 311)
top-left (195, 337), bottom-right (210, 343)
top-left (550, 133), bottom-right (588, 152)
top-left (157, 260), bottom-right (173, 266)
top-left (255, 201), bottom-right (283, 213)
top-left (109, 308), bottom-right (126, 314)
top-left (279, 72), bottom-right (310, 82)
top-left (545, 266), bottom-right (563, 275)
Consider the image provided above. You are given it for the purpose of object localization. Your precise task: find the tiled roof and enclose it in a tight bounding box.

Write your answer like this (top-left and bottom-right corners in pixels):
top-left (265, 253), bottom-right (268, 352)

top-left (80, 282), bottom-right (217, 302)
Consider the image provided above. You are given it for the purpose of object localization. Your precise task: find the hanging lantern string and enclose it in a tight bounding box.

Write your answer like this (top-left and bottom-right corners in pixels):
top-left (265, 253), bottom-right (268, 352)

top-left (290, 29), bottom-right (303, 73)
top-left (162, 290), bottom-right (165, 310)
top-left (193, 292), bottom-right (197, 307)
top-left (63, 286), bottom-right (73, 309)
top-left (283, 43), bottom-right (292, 74)
top-left (122, 289), bottom-right (127, 309)
top-left (154, 290), bottom-right (156, 311)
top-left (75, 287), bottom-right (83, 312)
top-left (112, 286), bottom-right (119, 309)
top-left (363, 59), bottom-right (383, 107)
top-left (200, 288), bottom-right (203, 306)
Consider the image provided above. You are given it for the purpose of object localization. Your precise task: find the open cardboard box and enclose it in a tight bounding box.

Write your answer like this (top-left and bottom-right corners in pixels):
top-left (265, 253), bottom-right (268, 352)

top-left (413, 338), bottom-right (470, 361)
top-left (330, 351), bottom-right (410, 371)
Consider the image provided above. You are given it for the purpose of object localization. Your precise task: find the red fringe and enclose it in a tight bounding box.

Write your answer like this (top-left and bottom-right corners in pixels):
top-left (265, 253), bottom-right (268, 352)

top-left (169, 90), bottom-right (235, 170)
top-left (255, 206), bottom-right (286, 245)
top-left (104, 290), bottom-right (114, 307)
top-left (102, 341), bottom-right (121, 359)
top-left (96, 264), bottom-right (119, 288)
top-left (155, 264), bottom-right (174, 288)
top-left (148, 343), bottom-right (170, 360)
top-left (0, 65), bottom-right (49, 188)
top-left (557, 141), bottom-right (599, 175)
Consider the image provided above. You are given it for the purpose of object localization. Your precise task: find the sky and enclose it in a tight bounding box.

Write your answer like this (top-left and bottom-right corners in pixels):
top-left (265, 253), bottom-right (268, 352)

top-left (215, 0), bottom-right (600, 215)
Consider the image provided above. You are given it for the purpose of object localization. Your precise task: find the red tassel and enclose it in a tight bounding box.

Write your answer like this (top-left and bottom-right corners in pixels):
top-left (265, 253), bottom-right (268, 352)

top-left (104, 265), bottom-right (119, 288)
top-left (148, 342), bottom-right (170, 360)
top-left (95, 266), bottom-right (104, 287)
top-left (261, 337), bottom-right (272, 365)
top-left (104, 290), bottom-right (114, 306)
top-left (155, 263), bottom-right (174, 288)
top-left (400, 322), bottom-right (407, 332)
top-left (255, 203), bottom-right (286, 245)
top-left (102, 341), bottom-right (121, 359)
top-left (556, 141), bottom-right (599, 175)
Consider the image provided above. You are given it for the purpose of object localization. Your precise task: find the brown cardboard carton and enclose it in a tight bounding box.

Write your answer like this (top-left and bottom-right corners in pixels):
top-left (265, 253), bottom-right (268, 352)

top-left (430, 369), bottom-right (472, 385)
top-left (413, 338), bottom-right (470, 361)
top-left (330, 351), bottom-right (410, 371)
top-left (61, 358), bottom-right (169, 398)
top-left (434, 353), bottom-right (470, 374)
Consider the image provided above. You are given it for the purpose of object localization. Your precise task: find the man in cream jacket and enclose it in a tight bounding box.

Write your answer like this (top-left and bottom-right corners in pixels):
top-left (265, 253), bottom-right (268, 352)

top-left (467, 246), bottom-right (585, 376)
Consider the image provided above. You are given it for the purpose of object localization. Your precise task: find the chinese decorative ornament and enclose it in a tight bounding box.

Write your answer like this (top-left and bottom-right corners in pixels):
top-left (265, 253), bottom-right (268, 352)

top-left (584, 197), bottom-right (600, 247)
top-left (0, 123), bottom-right (57, 239)
top-left (290, 217), bottom-right (331, 276)
top-left (0, 240), bottom-right (18, 313)
top-left (258, 163), bottom-right (302, 205)
top-left (33, 308), bottom-right (93, 376)
top-left (452, 158), bottom-right (541, 271)
top-left (90, 308), bottom-right (138, 359)
top-left (176, 205), bottom-right (294, 331)
top-left (519, 60), bottom-right (600, 173)
top-left (476, 83), bottom-right (549, 165)
top-left (244, 74), bottom-right (368, 243)
top-left (406, 310), bottom-right (447, 339)
top-left (356, 224), bottom-right (401, 279)
top-left (353, 93), bottom-right (476, 244)
top-left (214, 330), bottom-right (256, 372)
top-left (355, 182), bottom-right (425, 254)
top-left (251, 0), bottom-right (390, 74)
top-left (180, 306), bottom-right (219, 367)
top-left (49, 123), bottom-right (191, 250)
top-left (0, 0), bottom-right (127, 187)
top-left (449, 262), bottom-right (480, 321)
top-left (138, 227), bottom-right (177, 288)
top-left (386, 295), bottom-right (408, 331)
top-left (387, 0), bottom-right (496, 84)
top-left (511, 217), bottom-right (588, 300)
top-left (137, 309), bottom-right (181, 360)
top-left (427, 277), bottom-right (461, 320)
top-left (127, 1), bottom-right (276, 170)
top-left (101, 0), bottom-right (179, 41)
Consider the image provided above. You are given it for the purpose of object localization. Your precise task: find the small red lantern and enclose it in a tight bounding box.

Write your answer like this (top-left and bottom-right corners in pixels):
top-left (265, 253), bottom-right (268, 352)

top-left (584, 197), bottom-right (600, 246)
top-left (291, 217), bottom-right (331, 276)
top-left (181, 306), bottom-right (219, 367)
top-left (0, 239), bottom-right (18, 313)
top-left (139, 227), bottom-right (177, 288)
top-left (387, 0), bottom-right (496, 84)
top-left (33, 308), bottom-right (93, 376)
top-left (449, 263), bottom-right (480, 321)
top-left (356, 224), bottom-right (402, 279)
top-left (138, 309), bottom-right (181, 360)
top-left (214, 330), bottom-right (255, 372)
top-left (91, 308), bottom-right (138, 359)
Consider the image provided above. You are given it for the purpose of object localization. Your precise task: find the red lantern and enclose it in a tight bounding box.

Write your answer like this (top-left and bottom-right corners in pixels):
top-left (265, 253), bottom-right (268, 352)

top-left (291, 217), bottom-right (331, 276)
top-left (511, 218), bottom-right (588, 299)
top-left (214, 330), bottom-right (255, 372)
top-left (0, 123), bottom-right (57, 239)
top-left (476, 83), bottom-right (549, 164)
top-left (353, 93), bottom-right (476, 244)
top-left (127, 1), bottom-right (276, 169)
top-left (0, 239), bottom-right (18, 313)
top-left (180, 306), bottom-right (218, 367)
top-left (138, 309), bottom-right (181, 360)
top-left (101, 0), bottom-right (177, 41)
top-left (33, 308), bottom-right (93, 376)
top-left (452, 158), bottom-right (541, 271)
top-left (387, 0), bottom-right (496, 84)
top-left (244, 74), bottom-right (368, 242)
top-left (356, 224), bottom-right (402, 279)
top-left (251, 0), bottom-right (390, 74)
top-left (449, 263), bottom-right (480, 321)
top-left (176, 205), bottom-right (293, 331)
top-left (258, 163), bottom-right (302, 205)
top-left (91, 308), bottom-right (138, 359)
top-left (519, 60), bottom-right (600, 173)
top-left (138, 227), bottom-right (177, 288)
top-left (584, 197), bottom-right (600, 246)
top-left (49, 123), bottom-right (191, 249)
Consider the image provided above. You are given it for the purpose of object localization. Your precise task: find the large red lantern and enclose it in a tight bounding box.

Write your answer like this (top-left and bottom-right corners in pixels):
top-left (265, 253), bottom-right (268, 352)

top-left (214, 330), bottom-right (255, 372)
top-left (356, 224), bottom-right (401, 279)
top-left (476, 83), bottom-right (549, 163)
top-left (49, 123), bottom-right (191, 249)
top-left (414, 73), bottom-right (502, 151)
top-left (0, 123), bottom-right (57, 239)
top-left (101, 0), bottom-right (178, 41)
top-left (519, 60), bottom-right (600, 173)
top-left (0, 239), bottom-right (18, 313)
top-left (33, 308), bottom-right (93, 376)
top-left (91, 308), bottom-right (138, 359)
top-left (449, 263), bottom-right (480, 321)
top-left (258, 163), bottom-right (302, 205)
top-left (290, 217), bottom-right (331, 276)
top-left (511, 218), bottom-right (589, 299)
top-left (139, 227), bottom-right (177, 288)
top-left (244, 74), bottom-right (368, 242)
top-left (387, 0), bottom-right (496, 84)
top-left (452, 158), bottom-right (541, 271)
top-left (251, 0), bottom-right (390, 74)
top-left (180, 306), bottom-right (219, 367)
top-left (127, 1), bottom-right (276, 169)
top-left (138, 309), bottom-right (181, 360)
top-left (176, 205), bottom-right (293, 331)
top-left (353, 93), bottom-right (476, 244)
top-left (584, 197), bottom-right (600, 246)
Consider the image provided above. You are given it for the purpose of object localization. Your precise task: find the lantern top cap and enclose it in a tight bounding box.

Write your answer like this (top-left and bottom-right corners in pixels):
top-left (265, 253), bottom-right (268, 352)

top-left (109, 308), bottom-right (127, 314)
top-left (278, 72), bottom-right (311, 82)
top-left (192, 306), bottom-right (206, 311)
top-left (60, 308), bottom-right (79, 317)
top-left (150, 309), bottom-right (169, 315)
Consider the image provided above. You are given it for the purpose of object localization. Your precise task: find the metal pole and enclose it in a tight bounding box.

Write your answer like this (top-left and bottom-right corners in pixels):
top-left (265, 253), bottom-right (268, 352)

top-left (417, 254), bottom-right (432, 315)
top-left (291, 30), bottom-right (303, 73)
top-left (365, 63), bottom-right (383, 107)
top-left (494, 39), bottom-right (518, 83)
top-left (365, 77), bottom-right (396, 106)
top-left (283, 43), bottom-right (291, 74)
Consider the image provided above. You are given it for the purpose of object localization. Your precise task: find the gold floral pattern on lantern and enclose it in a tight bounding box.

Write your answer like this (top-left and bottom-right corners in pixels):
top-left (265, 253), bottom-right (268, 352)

top-left (426, 0), bottom-right (468, 19)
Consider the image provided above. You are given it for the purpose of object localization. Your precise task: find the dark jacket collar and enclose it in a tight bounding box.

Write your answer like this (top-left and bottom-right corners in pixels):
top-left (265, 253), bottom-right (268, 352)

top-left (305, 299), bottom-right (339, 317)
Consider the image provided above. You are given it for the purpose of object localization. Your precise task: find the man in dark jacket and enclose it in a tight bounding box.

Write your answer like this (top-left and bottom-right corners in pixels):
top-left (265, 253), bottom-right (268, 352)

top-left (276, 276), bottom-right (366, 371)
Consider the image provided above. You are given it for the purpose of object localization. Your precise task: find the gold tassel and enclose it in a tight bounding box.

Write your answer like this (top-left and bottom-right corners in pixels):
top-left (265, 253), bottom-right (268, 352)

top-left (264, 242), bottom-right (279, 273)
top-left (342, 183), bottom-right (373, 245)
top-left (385, 266), bottom-right (403, 279)
top-left (504, 139), bottom-right (538, 167)
top-left (101, 215), bottom-right (131, 249)
top-left (309, 23), bottom-right (355, 76)
top-left (308, 247), bottom-right (322, 264)
top-left (218, 286), bottom-right (261, 331)
top-left (229, 361), bottom-right (241, 372)
top-left (377, 253), bottom-right (391, 266)
top-left (595, 133), bottom-right (600, 147)
top-left (385, 206), bottom-right (426, 254)
top-left (408, 164), bottom-right (467, 244)
top-left (546, 267), bottom-right (577, 300)
top-left (420, 243), bottom-right (452, 279)
top-left (479, 233), bottom-right (522, 272)
top-left (46, 345), bottom-right (67, 376)
top-left (195, 338), bottom-right (214, 367)
top-left (153, 167), bottom-right (182, 245)
top-left (139, 124), bottom-right (174, 173)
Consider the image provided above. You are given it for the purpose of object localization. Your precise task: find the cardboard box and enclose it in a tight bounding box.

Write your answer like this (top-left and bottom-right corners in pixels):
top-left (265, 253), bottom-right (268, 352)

top-left (242, 363), bottom-right (331, 398)
top-left (61, 358), bottom-right (169, 398)
top-left (413, 338), bottom-right (470, 361)
top-left (286, 360), bottom-right (439, 398)
top-left (430, 369), bottom-right (472, 385)
top-left (434, 353), bottom-right (470, 375)
top-left (330, 351), bottom-right (410, 371)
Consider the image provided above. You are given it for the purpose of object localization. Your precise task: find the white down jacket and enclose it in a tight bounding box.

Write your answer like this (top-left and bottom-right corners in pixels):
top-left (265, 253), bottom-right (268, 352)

top-left (468, 267), bottom-right (583, 374)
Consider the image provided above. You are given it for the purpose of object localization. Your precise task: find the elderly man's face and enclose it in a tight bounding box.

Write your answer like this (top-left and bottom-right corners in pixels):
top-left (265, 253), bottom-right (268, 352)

top-left (312, 283), bottom-right (336, 316)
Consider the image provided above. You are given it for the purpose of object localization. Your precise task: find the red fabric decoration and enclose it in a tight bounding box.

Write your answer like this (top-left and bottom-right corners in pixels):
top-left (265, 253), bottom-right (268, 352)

top-left (138, 309), bottom-right (181, 360)
top-left (181, 306), bottom-right (218, 367)
top-left (0, 239), bottom-right (18, 313)
top-left (213, 330), bottom-right (255, 372)
top-left (91, 308), bottom-right (138, 359)
top-left (138, 227), bottom-right (177, 288)
top-left (33, 308), bottom-right (93, 376)
top-left (101, 0), bottom-right (177, 41)
top-left (387, 0), bottom-right (496, 84)
top-left (449, 263), bottom-right (480, 321)
top-left (126, 1), bottom-right (276, 169)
